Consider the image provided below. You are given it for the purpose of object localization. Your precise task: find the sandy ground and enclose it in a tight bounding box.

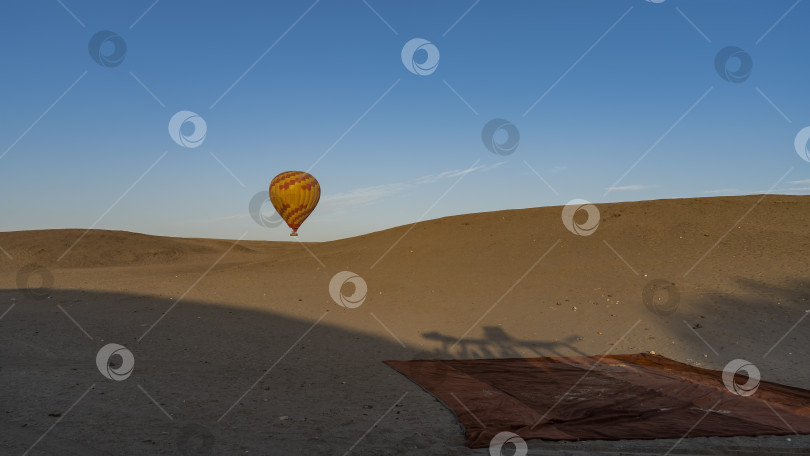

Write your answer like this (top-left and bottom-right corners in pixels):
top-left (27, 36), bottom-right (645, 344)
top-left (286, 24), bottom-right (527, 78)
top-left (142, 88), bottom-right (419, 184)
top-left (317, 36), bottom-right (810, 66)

top-left (2, 194), bottom-right (810, 455)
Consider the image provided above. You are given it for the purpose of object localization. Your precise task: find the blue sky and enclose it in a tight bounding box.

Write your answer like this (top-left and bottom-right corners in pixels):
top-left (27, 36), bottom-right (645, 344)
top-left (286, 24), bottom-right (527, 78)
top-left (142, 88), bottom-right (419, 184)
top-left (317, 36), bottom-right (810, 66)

top-left (1, 0), bottom-right (808, 242)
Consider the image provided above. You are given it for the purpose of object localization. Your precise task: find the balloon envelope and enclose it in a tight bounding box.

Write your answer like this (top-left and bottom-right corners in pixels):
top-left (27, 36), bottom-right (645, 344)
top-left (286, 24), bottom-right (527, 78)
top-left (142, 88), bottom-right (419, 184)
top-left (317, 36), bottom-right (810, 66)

top-left (269, 171), bottom-right (320, 236)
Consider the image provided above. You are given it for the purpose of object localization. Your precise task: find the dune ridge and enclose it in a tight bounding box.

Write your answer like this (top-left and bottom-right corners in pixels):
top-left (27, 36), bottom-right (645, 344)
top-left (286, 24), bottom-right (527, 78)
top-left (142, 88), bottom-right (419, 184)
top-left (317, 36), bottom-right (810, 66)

top-left (2, 194), bottom-right (807, 270)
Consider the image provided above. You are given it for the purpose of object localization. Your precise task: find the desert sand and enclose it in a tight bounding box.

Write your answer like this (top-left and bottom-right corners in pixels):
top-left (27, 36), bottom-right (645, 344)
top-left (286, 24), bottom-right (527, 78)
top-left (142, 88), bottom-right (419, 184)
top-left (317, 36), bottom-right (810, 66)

top-left (2, 194), bottom-right (810, 455)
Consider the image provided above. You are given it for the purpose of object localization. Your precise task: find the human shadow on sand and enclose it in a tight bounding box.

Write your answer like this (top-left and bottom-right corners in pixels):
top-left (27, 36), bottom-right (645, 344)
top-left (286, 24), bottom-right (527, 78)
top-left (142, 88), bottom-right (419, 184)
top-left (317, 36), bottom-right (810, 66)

top-left (416, 326), bottom-right (587, 360)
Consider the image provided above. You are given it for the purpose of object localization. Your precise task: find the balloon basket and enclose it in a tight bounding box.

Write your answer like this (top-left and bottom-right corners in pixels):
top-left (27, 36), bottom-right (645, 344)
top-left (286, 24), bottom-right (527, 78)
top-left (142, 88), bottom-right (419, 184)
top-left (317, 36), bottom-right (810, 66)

top-left (290, 232), bottom-right (298, 236)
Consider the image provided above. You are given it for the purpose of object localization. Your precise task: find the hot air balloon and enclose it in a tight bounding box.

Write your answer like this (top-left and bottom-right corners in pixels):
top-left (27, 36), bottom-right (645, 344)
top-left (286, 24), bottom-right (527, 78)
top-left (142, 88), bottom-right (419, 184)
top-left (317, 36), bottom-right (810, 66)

top-left (269, 171), bottom-right (321, 236)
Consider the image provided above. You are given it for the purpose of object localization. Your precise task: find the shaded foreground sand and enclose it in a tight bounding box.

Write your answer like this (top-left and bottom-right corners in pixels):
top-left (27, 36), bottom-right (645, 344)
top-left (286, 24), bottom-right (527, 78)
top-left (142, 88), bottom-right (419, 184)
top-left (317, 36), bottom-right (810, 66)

top-left (1, 195), bottom-right (810, 455)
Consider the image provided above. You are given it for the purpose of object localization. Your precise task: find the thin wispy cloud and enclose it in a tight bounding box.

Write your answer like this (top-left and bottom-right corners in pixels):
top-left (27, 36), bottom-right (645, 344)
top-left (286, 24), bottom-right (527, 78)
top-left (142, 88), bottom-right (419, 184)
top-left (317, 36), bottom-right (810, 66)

top-left (319, 183), bottom-right (408, 214)
top-left (703, 186), bottom-right (810, 195)
top-left (604, 184), bottom-right (655, 191)
top-left (177, 213), bottom-right (250, 224)
top-left (756, 188), bottom-right (809, 194)
top-left (320, 162), bottom-right (505, 214)
top-left (416, 162), bottom-right (504, 185)
top-left (703, 188), bottom-right (742, 194)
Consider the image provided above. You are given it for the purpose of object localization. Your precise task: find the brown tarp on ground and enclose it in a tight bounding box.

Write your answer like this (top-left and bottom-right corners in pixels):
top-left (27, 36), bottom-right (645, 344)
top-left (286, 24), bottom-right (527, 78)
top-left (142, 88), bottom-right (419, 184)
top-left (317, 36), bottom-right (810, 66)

top-left (384, 353), bottom-right (810, 449)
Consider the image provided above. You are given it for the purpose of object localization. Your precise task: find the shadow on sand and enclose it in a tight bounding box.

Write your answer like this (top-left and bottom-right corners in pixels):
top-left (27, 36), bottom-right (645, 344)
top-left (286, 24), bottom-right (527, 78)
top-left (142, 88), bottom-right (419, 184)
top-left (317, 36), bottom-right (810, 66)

top-left (2, 282), bottom-right (809, 456)
top-left (0, 287), bottom-right (460, 455)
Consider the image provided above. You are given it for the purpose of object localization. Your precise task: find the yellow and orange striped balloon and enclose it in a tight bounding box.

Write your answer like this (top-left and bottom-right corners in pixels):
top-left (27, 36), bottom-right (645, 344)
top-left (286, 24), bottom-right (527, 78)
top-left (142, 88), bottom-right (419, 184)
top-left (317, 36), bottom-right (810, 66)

top-left (269, 171), bottom-right (321, 236)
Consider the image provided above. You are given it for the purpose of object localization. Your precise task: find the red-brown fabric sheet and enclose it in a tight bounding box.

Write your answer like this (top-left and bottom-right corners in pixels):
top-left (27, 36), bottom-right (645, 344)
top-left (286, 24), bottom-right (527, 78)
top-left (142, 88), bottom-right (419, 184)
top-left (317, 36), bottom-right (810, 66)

top-left (384, 353), bottom-right (810, 448)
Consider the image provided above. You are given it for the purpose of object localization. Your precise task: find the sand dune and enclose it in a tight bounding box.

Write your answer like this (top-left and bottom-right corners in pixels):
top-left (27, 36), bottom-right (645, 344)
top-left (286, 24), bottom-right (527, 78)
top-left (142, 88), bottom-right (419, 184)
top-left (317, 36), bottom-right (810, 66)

top-left (2, 195), bottom-right (810, 455)
top-left (0, 229), bottom-right (271, 270)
